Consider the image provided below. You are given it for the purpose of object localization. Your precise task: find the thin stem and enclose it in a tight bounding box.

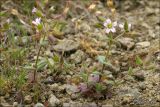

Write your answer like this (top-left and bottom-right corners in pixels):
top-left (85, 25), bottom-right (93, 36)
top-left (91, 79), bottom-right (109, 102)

top-left (33, 33), bottom-right (46, 82)
top-left (106, 33), bottom-right (112, 58)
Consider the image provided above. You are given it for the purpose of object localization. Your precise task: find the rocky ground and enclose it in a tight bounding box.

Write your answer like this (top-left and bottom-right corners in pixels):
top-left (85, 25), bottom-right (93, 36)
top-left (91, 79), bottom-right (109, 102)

top-left (0, 0), bottom-right (160, 107)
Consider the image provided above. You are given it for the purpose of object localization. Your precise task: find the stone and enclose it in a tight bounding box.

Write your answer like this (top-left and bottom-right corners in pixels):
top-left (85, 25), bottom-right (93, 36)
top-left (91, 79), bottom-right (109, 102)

top-left (81, 102), bottom-right (97, 107)
top-left (43, 76), bottom-right (54, 84)
top-left (1, 102), bottom-right (12, 107)
top-left (88, 102), bottom-right (97, 107)
top-left (103, 70), bottom-right (114, 80)
top-left (48, 94), bottom-right (60, 107)
top-left (49, 83), bottom-right (59, 91)
top-left (80, 22), bottom-right (91, 32)
top-left (63, 103), bottom-right (70, 107)
top-left (24, 95), bottom-right (32, 104)
top-left (136, 41), bottom-right (150, 48)
top-left (102, 104), bottom-right (113, 107)
top-left (133, 71), bottom-right (145, 81)
top-left (118, 87), bottom-right (141, 105)
top-left (105, 62), bottom-right (120, 75)
top-left (35, 103), bottom-right (44, 107)
top-left (70, 102), bottom-right (82, 107)
top-left (13, 102), bottom-right (18, 107)
top-left (52, 39), bottom-right (79, 52)
top-left (71, 93), bottom-right (79, 100)
top-left (117, 37), bottom-right (135, 50)
top-left (70, 50), bottom-right (85, 64)
top-left (138, 82), bottom-right (146, 90)
top-left (121, 94), bottom-right (134, 104)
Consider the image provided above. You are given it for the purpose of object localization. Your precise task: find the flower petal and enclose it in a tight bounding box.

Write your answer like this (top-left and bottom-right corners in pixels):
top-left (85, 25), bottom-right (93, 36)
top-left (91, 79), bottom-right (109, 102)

top-left (128, 24), bottom-right (131, 29)
top-left (119, 24), bottom-right (124, 29)
top-left (105, 29), bottom-right (111, 33)
top-left (103, 22), bottom-right (108, 27)
top-left (113, 21), bottom-right (117, 26)
top-left (111, 28), bottom-right (116, 33)
top-left (32, 21), bottom-right (38, 25)
top-left (32, 7), bottom-right (37, 13)
top-left (104, 19), bottom-right (111, 27)
top-left (106, 19), bottom-right (111, 24)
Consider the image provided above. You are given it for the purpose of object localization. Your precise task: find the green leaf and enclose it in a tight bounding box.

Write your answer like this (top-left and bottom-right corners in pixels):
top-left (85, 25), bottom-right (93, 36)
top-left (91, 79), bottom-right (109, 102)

top-left (92, 71), bottom-right (101, 75)
top-left (36, 11), bottom-right (43, 17)
top-left (97, 55), bottom-right (106, 64)
top-left (53, 55), bottom-right (60, 62)
top-left (97, 16), bottom-right (106, 22)
top-left (37, 58), bottom-right (48, 70)
top-left (0, 11), bottom-right (6, 16)
top-left (128, 67), bottom-right (133, 75)
top-left (16, 71), bottom-right (26, 88)
top-left (40, 38), bottom-right (48, 46)
top-left (80, 73), bottom-right (88, 82)
top-left (48, 58), bottom-right (55, 67)
top-left (95, 83), bottom-right (106, 92)
top-left (94, 23), bottom-right (103, 28)
top-left (135, 56), bottom-right (143, 66)
top-left (37, 24), bottom-right (43, 31)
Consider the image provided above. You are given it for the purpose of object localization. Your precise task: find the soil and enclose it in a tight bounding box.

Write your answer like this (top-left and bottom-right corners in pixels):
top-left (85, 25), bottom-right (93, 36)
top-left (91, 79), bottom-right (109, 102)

top-left (0, 0), bottom-right (160, 107)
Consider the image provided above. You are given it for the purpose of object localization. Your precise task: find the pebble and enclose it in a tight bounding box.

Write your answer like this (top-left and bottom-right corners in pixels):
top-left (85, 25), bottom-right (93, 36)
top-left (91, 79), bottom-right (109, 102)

top-left (13, 102), bottom-right (18, 107)
top-left (70, 50), bottom-right (85, 64)
top-left (133, 71), bottom-right (145, 81)
top-left (24, 95), bottom-right (32, 104)
top-left (121, 94), bottom-right (134, 104)
top-left (49, 83), bottom-right (59, 91)
top-left (118, 87), bottom-right (141, 105)
top-left (105, 63), bottom-right (120, 75)
top-left (35, 103), bottom-right (44, 107)
top-left (48, 94), bottom-right (60, 107)
top-left (71, 93), bottom-right (79, 100)
top-left (136, 41), bottom-right (150, 48)
top-left (52, 39), bottom-right (79, 52)
top-left (138, 82), bottom-right (146, 90)
top-left (63, 103), bottom-right (70, 107)
top-left (102, 104), bottom-right (113, 107)
top-left (1, 102), bottom-right (12, 107)
top-left (117, 37), bottom-right (135, 50)
top-left (43, 76), bottom-right (54, 84)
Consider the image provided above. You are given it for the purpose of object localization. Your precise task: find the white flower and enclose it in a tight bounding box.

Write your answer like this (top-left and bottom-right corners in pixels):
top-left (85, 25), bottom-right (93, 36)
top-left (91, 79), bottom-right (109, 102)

top-left (32, 7), bottom-right (37, 13)
top-left (119, 23), bottom-right (131, 31)
top-left (104, 19), bottom-right (117, 33)
top-left (32, 18), bottom-right (41, 26)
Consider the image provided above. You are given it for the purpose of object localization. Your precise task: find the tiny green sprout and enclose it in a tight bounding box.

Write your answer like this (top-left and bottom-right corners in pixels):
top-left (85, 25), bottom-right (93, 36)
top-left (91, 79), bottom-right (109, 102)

top-left (119, 21), bottom-right (131, 32)
top-left (136, 56), bottom-right (143, 66)
top-left (32, 7), bottom-right (43, 17)
top-left (124, 21), bottom-right (129, 32)
top-left (128, 66), bottom-right (133, 75)
top-left (80, 73), bottom-right (88, 82)
top-left (95, 83), bottom-right (106, 93)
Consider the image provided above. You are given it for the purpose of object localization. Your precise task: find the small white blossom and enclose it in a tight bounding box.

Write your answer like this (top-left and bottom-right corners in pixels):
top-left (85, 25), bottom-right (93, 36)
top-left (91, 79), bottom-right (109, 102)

top-left (32, 7), bottom-right (37, 13)
top-left (32, 18), bottom-right (41, 26)
top-left (104, 19), bottom-right (117, 34)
